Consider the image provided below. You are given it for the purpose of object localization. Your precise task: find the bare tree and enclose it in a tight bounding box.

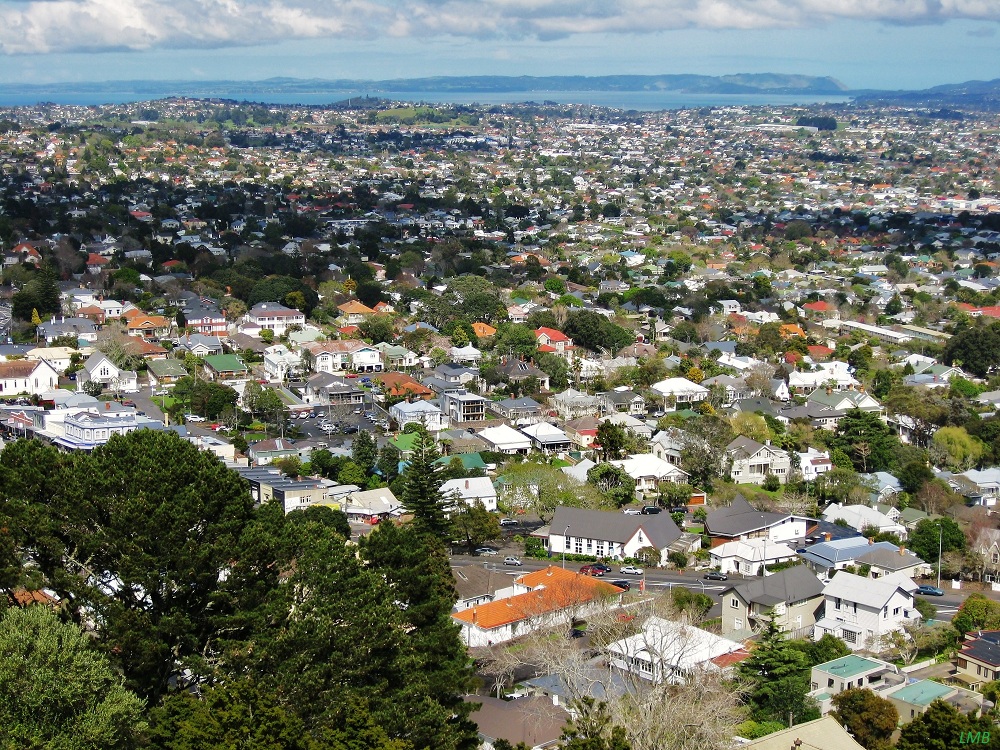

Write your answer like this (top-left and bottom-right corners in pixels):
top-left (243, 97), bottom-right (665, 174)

top-left (744, 363), bottom-right (774, 398)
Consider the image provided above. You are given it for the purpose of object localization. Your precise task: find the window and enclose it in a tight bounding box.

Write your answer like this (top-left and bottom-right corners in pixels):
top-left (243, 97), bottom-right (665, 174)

top-left (586, 539), bottom-right (593, 551)
top-left (735, 619), bottom-right (743, 630)
top-left (730, 598), bottom-right (740, 609)
top-left (835, 598), bottom-right (841, 610)
top-left (842, 630), bottom-right (857, 644)
top-left (893, 607), bottom-right (900, 616)
top-left (574, 539), bottom-right (583, 554)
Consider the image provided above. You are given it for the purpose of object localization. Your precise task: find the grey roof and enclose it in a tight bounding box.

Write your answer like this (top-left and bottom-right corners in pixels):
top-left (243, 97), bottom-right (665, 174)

top-left (855, 547), bottom-right (925, 571)
top-left (550, 506), bottom-right (681, 550)
top-left (706, 495), bottom-right (791, 537)
top-left (724, 565), bottom-right (825, 607)
top-left (799, 539), bottom-right (898, 568)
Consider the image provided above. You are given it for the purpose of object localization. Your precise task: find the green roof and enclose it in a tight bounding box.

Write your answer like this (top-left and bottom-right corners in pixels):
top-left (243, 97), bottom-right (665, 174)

top-left (815, 655), bottom-right (882, 679)
top-left (203, 354), bottom-right (247, 373)
top-left (433, 452), bottom-right (487, 470)
top-left (147, 359), bottom-right (187, 377)
top-left (889, 679), bottom-right (953, 706)
top-left (390, 433), bottom-right (419, 452)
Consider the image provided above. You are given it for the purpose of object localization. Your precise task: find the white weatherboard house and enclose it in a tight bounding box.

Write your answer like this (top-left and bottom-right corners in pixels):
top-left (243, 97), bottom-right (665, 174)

top-left (441, 476), bottom-right (499, 513)
top-left (814, 572), bottom-right (919, 651)
top-left (547, 506), bottom-right (682, 566)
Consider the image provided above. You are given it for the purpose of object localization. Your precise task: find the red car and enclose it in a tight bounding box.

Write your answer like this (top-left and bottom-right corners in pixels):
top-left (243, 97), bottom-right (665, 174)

top-left (579, 565), bottom-right (605, 577)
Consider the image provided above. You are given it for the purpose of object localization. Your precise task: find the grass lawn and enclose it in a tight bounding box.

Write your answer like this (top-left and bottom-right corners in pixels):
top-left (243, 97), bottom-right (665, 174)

top-left (244, 432), bottom-right (268, 441)
top-left (153, 396), bottom-right (179, 410)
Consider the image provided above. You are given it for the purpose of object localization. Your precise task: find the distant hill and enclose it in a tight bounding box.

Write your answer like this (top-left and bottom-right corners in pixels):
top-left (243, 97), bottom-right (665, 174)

top-left (853, 78), bottom-right (1000, 111)
top-left (0, 73), bottom-right (850, 102)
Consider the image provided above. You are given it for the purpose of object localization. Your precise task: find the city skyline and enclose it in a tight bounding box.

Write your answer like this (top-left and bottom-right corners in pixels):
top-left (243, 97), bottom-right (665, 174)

top-left (0, 0), bottom-right (997, 91)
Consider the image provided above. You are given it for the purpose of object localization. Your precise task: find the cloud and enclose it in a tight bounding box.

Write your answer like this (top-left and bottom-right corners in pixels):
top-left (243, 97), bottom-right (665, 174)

top-left (0, 0), bottom-right (997, 55)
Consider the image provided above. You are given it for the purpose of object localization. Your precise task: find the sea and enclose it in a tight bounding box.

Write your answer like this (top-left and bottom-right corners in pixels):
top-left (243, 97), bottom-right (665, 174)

top-left (0, 88), bottom-right (852, 111)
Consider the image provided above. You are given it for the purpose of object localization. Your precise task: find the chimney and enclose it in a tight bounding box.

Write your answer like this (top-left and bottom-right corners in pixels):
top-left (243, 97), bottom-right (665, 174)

top-left (105, 401), bottom-right (110, 410)
top-left (472, 608), bottom-right (477, 624)
top-left (824, 532), bottom-right (832, 541)
top-left (868, 537), bottom-right (874, 545)
top-left (900, 546), bottom-right (906, 556)
top-left (465, 479), bottom-right (470, 489)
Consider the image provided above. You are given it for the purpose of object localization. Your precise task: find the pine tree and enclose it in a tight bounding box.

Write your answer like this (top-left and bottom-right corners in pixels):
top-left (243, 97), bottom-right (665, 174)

top-left (399, 428), bottom-right (451, 539)
top-left (737, 618), bottom-right (818, 725)
top-left (351, 429), bottom-right (378, 474)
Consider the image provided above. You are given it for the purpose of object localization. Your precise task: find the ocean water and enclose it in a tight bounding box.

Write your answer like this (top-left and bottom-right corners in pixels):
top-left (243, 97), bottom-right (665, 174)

top-left (0, 87), bottom-right (851, 111)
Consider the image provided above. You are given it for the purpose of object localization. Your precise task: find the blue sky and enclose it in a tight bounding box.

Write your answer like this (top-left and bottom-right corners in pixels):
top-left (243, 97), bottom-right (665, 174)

top-left (0, 0), bottom-right (997, 90)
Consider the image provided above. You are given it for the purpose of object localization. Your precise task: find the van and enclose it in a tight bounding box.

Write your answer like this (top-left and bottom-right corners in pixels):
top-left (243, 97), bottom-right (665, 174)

top-left (641, 506), bottom-right (662, 515)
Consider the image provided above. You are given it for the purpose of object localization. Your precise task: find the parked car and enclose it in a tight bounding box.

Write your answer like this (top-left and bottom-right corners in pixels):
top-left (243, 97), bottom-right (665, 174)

top-left (669, 506), bottom-right (689, 514)
top-left (608, 579), bottom-right (631, 591)
top-left (342, 425), bottom-right (360, 434)
top-left (592, 563), bottom-right (612, 574)
top-left (641, 506), bottom-right (661, 515)
top-left (917, 585), bottom-right (945, 596)
top-left (622, 507), bottom-right (642, 515)
top-left (122, 400), bottom-right (136, 407)
top-left (579, 565), bottom-right (605, 577)
top-left (499, 518), bottom-right (519, 527)
top-left (184, 414), bottom-right (205, 422)
top-left (503, 556), bottom-right (523, 566)
top-left (620, 565), bottom-right (644, 575)
top-left (475, 547), bottom-right (499, 556)
top-left (703, 571), bottom-right (728, 581)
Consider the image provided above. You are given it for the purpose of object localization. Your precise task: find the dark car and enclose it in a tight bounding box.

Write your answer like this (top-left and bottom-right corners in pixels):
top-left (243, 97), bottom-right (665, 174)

top-left (579, 565), bottom-right (605, 577)
top-left (592, 562), bottom-right (612, 574)
top-left (342, 425), bottom-right (360, 434)
top-left (703, 571), bottom-right (728, 581)
top-left (608, 579), bottom-right (631, 591)
top-left (641, 506), bottom-right (662, 515)
top-left (917, 585), bottom-right (945, 596)
top-left (668, 506), bottom-right (688, 514)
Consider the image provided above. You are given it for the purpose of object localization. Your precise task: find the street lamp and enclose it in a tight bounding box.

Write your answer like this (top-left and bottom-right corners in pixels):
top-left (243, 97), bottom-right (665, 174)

top-left (562, 525), bottom-right (570, 569)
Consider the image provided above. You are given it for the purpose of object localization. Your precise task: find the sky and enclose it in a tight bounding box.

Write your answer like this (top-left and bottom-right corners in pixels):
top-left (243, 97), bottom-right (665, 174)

top-left (0, 0), bottom-right (998, 90)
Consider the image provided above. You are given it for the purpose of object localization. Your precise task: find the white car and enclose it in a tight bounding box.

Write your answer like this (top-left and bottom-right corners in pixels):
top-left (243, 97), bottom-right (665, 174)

top-left (622, 508), bottom-right (642, 515)
top-left (184, 414), bottom-right (205, 423)
top-left (620, 565), bottom-right (644, 575)
top-left (503, 556), bottom-right (523, 566)
top-left (475, 547), bottom-right (499, 556)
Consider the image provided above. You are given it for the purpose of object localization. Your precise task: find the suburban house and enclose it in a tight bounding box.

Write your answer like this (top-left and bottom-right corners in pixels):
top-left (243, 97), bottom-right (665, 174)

top-left (241, 302), bottom-right (306, 338)
top-left (709, 539), bottom-right (799, 577)
top-left (76, 353), bottom-right (138, 394)
top-left (441, 476), bottom-right (499, 512)
top-left (605, 615), bottom-right (749, 684)
top-left (177, 294), bottom-right (228, 337)
top-left (146, 358), bottom-right (189, 388)
top-left (464, 695), bottom-right (567, 750)
top-left (390, 399), bottom-right (448, 431)
top-left (38, 316), bottom-right (98, 345)
top-left (797, 447), bottom-right (834, 481)
top-left (807, 388), bottom-right (885, 417)
top-left (956, 631), bottom-right (1000, 691)
top-left (721, 565), bottom-right (826, 640)
top-left (0, 359), bottom-right (61, 397)
top-left (489, 396), bottom-right (542, 424)
top-left (822, 503), bottom-right (907, 538)
top-left (564, 416), bottom-right (601, 449)
top-left (738, 716), bottom-right (865, 750)
top-left (649, 428), bottom-right (685, 466)
top-left (450, 566), bottom-right (622, 647)
top-left (263, 344), bottom-right (303, 382)
top-left (337, 299), bottom-right (377, 325)
top-left (551, 388), bottom-right (601, 420)
top-left (534, 327), bottom-right (575, 359)
top-left (520, 422), bottom-right (573, 454)
top-left (808, 655), bottom-right (902, 714)
top-left (25, 346), bottom-right (76, 373)
top-left (304, 340), bottom-right (382, 373)
top-left (440, 389), bottom-right (488, 424)
top-left (547, 506), bottom-right (683, 566)
top-left (123, 311), bottom-right (172, 340)
top-left (813, 572), bottom-right (919, 651)
top-left (952, 469), bottom-right (1000, 508)
top-left (650, 377), bottom-right (709, 408)
top-left (725, 436), bottom-right (792, 485)
top-left (599, 387), bottom-right (646, 416)
top-left (705, 495), bottom-right (809, 549)
top-left (478, 424), bottom-right (532, 454)
top-left (496, 357), bottom-right (551, 392)
top-left (202, 354), bottom-right (250, 385)
top-left (302, 372), bottom-right (365, 407)
top-left (600, 412), bottom-right (653, 440)
top-left (176, 333), bottom-right (225, 357)
top-left (610, 453), bottom-right (689, 492)
top-left (799, 537), bottom-right (902, 579)
top-left (50, 409), bottom-right (165, 451)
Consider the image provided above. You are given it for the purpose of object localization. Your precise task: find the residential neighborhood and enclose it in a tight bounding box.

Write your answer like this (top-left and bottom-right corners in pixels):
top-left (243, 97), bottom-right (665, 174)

top-left (1, 96), bottom-right (999, 749)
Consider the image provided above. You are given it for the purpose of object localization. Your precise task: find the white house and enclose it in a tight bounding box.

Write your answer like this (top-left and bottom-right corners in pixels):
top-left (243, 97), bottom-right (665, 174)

top-left (610, 453), bottom-right (689, 492)
top-left (710, 539), bottom-right (799, 576)
top-left (650, 377), bottom-right (709, 408)
top-left (25, 346), bottom-right (78, 374)
top-left (726, 437), bottom-right (792, 485)
top-left (797, 447), bottom-right (834, 481)
top-left (822, 503), bottom-right (907, 539)
top-left (241, 302), bottom-right (306, 338)
top-left (441, 476), bottom-right (499, 513)
top-left (606, 616), bottom-right (748, 684)
top-left (478, 424), bottom-right (532, 454)
top-left (389, 399), bottom-right (449, 432)
top-left (814, 572), bottom-right (919, 651)
top-left (548, 506), bottom-right (683, 566)
top-left (0, 359), bottom-right (61, 397)
top-left (262, 344), bottom-right (303, 382)
top-left (76, 352), bottom-right (139, 394)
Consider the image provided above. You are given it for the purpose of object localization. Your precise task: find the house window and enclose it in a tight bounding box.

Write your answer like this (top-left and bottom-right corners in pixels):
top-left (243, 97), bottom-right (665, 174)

top-left (842, 630), bottom-right (858, 644)
top-left (730, 598), bottom-right (740, 609)
top-left (596, 543), bottom-right (605, 557)
top-left (828, 678), bottom-right (835, 688)
top-left (835, 598), bottom-right (841, 610)
top-left (574, 539), bottom-right (583, 554)
top-left (586, 539), bottom-right (593, 552)
top-left (992, 553), bottom-right (999, 565)
top-left (893, 607), bottom-right (900, 616)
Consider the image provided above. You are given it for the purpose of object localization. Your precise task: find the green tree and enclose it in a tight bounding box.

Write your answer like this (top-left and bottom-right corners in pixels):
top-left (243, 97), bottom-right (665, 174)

top-left (953, 593), bottom-right (1000, 636)
top-left (908, 518), bottom-right (965, 564)
top-left (451, 500), bottom-right (502, 553)
top-left (561, 698), bottom-right (633, 750)
top-left (0, 605), bottom-right (146, 749)
top-left (358, 314), bottom-right (396, 344)
top-left (896, 698), bottom-right (999, 750)
top-left (399, 429), bottom-right (451, 538)
top-left (337, 460), bottom-right (368, 487)
top-left (789, 633), bottom-right (851, 666)
top-left (931, 426), bottom-right (986, 471)
top-left (257, 387), bottom-right (285, 423)
top-left (897, 460), bottom-right (934, 493)
top-left (595, 421), bottom-right (629, 461)
top-left (830, 688), bottom-right (899, 750)
top-left (737, 619), bottom-right (818, 724)
top-left (352, 429), bottom-right (378, 474)
top-left (828, 409), bottom-right (899, 472)
top-left (943, 321), bottom-right (1000, 379)
top-left (586, 463), bottom-right (636, 508)
top-left (242, 379), bottom-right (263, 417)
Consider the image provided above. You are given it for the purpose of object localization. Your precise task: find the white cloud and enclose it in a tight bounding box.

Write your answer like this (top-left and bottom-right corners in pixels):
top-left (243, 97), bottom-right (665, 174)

top-left (0, 0), bottom-right (997, 55)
